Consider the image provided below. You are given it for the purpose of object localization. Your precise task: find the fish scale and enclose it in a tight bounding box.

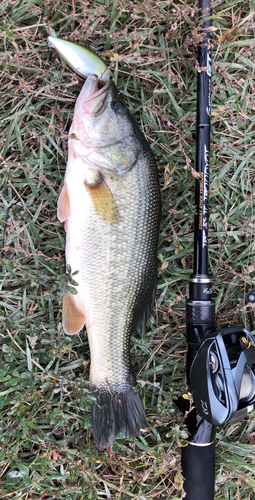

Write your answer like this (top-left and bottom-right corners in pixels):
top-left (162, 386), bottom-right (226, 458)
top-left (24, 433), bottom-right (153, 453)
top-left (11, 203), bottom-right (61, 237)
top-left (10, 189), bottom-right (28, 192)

top-left (85, 165), bottom-right (156, 387)
top-left (58, 75), bottom-right (161, 448)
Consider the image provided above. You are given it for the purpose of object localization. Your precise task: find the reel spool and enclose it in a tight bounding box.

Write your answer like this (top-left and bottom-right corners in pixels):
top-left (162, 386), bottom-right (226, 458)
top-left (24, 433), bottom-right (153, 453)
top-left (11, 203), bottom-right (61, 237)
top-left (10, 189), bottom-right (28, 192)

top-left (190, 326), bottom-right (255, 425)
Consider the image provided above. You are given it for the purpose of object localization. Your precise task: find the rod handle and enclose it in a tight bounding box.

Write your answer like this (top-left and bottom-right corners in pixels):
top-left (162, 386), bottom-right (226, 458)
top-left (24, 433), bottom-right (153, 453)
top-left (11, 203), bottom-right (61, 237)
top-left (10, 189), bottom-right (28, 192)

top-left (182, 442), bottom-right (215, 500)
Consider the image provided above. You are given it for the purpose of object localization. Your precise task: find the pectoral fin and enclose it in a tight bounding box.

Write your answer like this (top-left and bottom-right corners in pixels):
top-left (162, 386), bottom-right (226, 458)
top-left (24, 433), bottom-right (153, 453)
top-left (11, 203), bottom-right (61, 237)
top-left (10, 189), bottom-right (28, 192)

top-left (57, 183), bottom-right (71, 222)
top-left (85, 177), bottom-right (118, 224)
top-left (62, 291), bottom-right (85, 335)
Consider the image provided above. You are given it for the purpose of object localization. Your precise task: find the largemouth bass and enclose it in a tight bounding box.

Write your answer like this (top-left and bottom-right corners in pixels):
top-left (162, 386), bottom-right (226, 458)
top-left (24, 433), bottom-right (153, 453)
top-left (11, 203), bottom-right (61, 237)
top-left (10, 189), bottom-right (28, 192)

top-left (57, 75), bottom-right (161, 449)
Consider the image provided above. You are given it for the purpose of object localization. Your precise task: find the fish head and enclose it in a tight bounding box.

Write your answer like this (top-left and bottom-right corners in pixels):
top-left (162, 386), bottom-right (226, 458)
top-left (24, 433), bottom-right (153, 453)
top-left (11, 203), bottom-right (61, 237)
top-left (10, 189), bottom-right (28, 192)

top-left (69, 75), bottom-right (140, 174)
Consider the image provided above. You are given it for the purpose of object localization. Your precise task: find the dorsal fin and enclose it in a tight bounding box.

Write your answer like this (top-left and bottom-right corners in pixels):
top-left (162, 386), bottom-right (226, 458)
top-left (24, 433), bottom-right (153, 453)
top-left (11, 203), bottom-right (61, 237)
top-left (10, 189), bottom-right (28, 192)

top-left (131, 268), bottom-right (158, 334)
top-left (57, 183), bottom-right (71, 222)
top-left (62, 291), bottom-right (85, 335)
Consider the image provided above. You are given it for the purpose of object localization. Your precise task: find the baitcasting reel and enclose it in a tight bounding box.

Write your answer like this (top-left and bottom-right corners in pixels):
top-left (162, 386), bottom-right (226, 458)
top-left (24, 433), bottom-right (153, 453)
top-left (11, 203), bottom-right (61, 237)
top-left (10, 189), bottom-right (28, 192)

top-left (190, 325), bottom-right (255, 426)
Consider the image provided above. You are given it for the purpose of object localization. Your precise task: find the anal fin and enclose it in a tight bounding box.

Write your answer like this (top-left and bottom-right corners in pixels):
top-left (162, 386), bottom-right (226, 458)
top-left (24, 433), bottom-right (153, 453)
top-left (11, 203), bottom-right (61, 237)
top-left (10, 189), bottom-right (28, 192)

top-left (57, 183), bottom-right (71, 222)
top-left (62, 291), bottom-right (85, 335)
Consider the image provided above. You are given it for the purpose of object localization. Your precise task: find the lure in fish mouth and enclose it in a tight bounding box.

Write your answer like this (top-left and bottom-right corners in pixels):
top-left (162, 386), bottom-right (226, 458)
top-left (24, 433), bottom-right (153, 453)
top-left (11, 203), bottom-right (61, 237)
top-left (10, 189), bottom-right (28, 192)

top-left (48, 36), bottom-right (112, 81)
top-left (57, 72), bottom-right (161, 449)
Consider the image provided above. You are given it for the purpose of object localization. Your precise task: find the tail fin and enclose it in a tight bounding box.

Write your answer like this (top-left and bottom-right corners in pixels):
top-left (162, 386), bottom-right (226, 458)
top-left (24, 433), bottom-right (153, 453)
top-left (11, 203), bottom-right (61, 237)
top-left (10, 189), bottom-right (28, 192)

top-left (91, 387), bottom-right (148, 449)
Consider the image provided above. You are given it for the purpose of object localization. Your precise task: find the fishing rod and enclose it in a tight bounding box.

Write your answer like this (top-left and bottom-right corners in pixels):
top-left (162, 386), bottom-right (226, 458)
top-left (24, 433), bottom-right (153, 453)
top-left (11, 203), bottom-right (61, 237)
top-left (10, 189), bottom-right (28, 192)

top-left (179, 1), bottom-right (255, 499)
top-left (179, 2), bottom-right (216, 497)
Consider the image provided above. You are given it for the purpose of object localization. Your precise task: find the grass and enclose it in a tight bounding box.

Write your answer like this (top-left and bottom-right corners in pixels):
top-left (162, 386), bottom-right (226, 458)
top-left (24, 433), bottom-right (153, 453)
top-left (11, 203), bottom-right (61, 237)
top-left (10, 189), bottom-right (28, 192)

top-left (0, 0), bottom-right (255, 498)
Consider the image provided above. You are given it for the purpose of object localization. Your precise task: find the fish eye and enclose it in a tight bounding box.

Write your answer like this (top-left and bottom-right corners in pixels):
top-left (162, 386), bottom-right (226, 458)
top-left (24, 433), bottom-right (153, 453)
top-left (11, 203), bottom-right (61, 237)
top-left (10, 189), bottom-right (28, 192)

top-left (111, 99), bottom-right (126, 113)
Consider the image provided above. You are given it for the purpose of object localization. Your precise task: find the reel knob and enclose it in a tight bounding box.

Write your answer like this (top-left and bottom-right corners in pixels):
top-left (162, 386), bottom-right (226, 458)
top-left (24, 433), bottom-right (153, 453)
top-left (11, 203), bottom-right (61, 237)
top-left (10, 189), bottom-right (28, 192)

top-left (246, 290), bottom-right (255, 331)
top-left (246, 290), bottom-right (255, 304)
top-left (209, 350), bottom-right (219, 374)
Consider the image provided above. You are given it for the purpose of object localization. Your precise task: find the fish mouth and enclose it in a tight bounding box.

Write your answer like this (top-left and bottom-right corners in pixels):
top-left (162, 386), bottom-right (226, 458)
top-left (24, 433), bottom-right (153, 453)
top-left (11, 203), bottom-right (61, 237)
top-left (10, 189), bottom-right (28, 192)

top-left (82, 75), bottom-right (113, 116)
